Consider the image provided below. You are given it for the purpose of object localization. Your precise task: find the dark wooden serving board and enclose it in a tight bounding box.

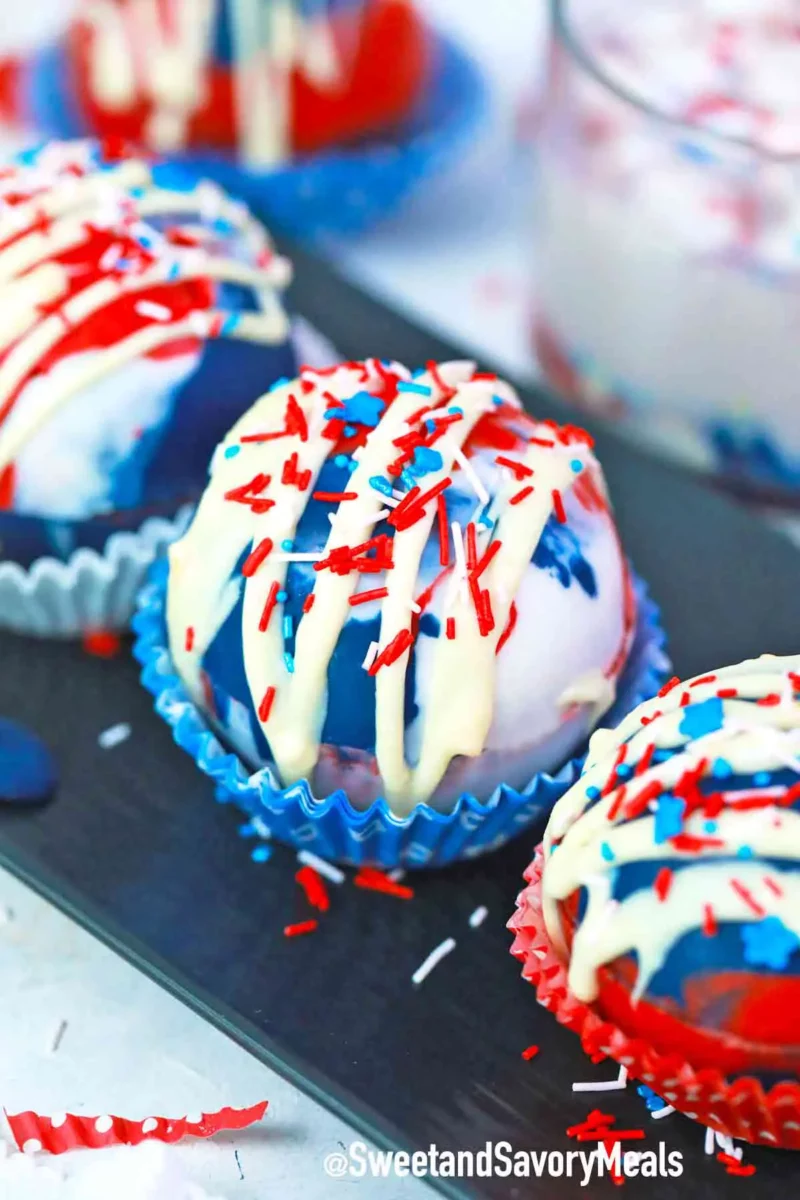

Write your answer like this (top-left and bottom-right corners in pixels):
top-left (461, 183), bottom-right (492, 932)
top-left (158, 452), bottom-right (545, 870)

top-left (2, 242), bottom-right (800, 1198)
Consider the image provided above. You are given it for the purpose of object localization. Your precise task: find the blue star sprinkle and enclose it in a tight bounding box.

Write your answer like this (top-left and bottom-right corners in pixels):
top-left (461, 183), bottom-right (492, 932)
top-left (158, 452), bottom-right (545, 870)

top-left (742, 916), bottom-right (799, 970)
top-left (654, 793), bottom-right (686, 844)
top-left (679, 697), bottom-right (724, 740)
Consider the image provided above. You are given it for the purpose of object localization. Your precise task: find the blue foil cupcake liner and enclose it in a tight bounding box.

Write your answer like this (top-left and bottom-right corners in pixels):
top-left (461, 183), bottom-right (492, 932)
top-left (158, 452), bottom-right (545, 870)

top-left (23, 32), bottom-right (485, 238)
top-left (132, 557), bottom-right (670, 868)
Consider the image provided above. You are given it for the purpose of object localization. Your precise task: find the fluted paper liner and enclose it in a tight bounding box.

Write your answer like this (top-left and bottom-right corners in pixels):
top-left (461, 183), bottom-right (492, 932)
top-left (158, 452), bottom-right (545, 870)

top-left (133, 558), bottom-right (668, 869)
top-left (508, 847), bottom-right (800, 1149)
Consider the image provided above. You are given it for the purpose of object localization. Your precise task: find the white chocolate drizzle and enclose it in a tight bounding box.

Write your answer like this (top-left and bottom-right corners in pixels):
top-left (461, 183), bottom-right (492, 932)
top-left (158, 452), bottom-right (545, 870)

top-left (80, 0), bottom-right (343, 165)
top-left (541, 653), bottom-right (800, 1004)
top-left (0, 142), bottom-right (290, 478)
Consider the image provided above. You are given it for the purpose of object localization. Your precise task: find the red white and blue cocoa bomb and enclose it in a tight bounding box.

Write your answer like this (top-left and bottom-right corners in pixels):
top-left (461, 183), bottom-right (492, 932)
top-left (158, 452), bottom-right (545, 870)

top-left (62, 0), bottom-right (431, 162)
top-left (520, 654), bottom-right (800, 1146)
top-left (167, 357), bottom-right (638, 813)
top-left (0, 138), bottom-right (294, 569)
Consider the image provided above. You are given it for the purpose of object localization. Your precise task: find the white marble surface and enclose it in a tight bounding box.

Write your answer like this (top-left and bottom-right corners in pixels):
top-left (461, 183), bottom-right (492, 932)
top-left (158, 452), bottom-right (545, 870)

top-left (0, 2), bottom-right (545, 1197)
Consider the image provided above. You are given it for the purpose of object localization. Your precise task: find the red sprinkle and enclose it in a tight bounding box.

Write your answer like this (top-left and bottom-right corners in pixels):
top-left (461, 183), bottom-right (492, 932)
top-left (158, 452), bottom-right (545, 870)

top-left (764, 875), bottom-right (783, 897)
top-left (446, 617), bottom-right (456, 640)
top-left (606, 786), bottom-right (628, 823)
top-left (473, 538), bottom-right (502, 579)
top-left (240, 429), bottom-right (288, 444)
top-left (529, 437), bottom-right (555, 448)
top-left (670, 833), bottom-right (724, 852)
top-left (622, 780), bottom-right (662, 820)
top-left (184, 626), bottom-right (195, 652)
top-left (552, 489), bottom-right (567, 523)
top-left (283, 920), bottom-right (318, 938)
top-left (224, 473), bottom-right (273, 513)
top-left (259, 581), bottom-right (281, 632)
top-left (509, 485), bottom-right (533, 506)
top-left (496, 455), bottom-right (533, 480)
top-left (368, 628), bottom-right (413, 675)
top-left (495, 600), bottom-right (518, 656)
top-left (295, 866), bottom-right (330, 913)
top-left (717, 1153), bottom-right (756, 1177)
top-left (690, 674), bottom-right (717, 688)
top-left (389, 477), bottom-right (452, 531)
top-left (658, 676), bottom-right (681, 698)
top-left (757, 693), bottom-right (781, 706)
top-left (521, 1045), bottom-right (540, 1061)
top-left (353, 868), bottom-right (414, 900)
top-left (654, 867), bottom-right (673, 901)
top-left (716, 688), bottom-right (738, 699)
top-left (566, 1111), bottom-right (615, 1139)
top-left (258, 685), bottom-right (276, 723)
top-left (241, 537), bottom-right (274, 577)
top-left (634, 742), bottom-right (656, 777)
top-left (303, 593), bottom-right (315, 613)
top-left (285, 395), bottom-right (309, 441)
top-left (312, 491), bottom-right (358, 503)
top-left (82, 630), bottom-right (122, 659)
top-left (731, 879), bottom-right (765, 917)
top-left (437, 494), bottom-right (450, 566)
top-left (702, 904), bottom-right (718, 937)
top-left (349, 587), bottom-right (389, 607)
top-left (281, 452), bottom-right (312, 491)
top-left (466, 522), bottom-right (478, 571)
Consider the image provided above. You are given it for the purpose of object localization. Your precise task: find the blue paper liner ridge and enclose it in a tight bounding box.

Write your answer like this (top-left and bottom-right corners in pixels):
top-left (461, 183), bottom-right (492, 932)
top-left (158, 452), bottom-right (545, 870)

top-left (133, 558), bottom-right (670, 868)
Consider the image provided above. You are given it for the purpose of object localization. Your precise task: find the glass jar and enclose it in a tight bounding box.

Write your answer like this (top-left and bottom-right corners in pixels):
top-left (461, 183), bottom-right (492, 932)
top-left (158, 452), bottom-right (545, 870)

top-left (534, 0), bottom-right (800, 508)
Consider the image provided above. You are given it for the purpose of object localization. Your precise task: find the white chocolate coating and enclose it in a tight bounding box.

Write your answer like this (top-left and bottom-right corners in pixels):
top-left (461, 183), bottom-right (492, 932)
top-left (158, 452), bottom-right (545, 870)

top-left (167, 359), bottom-right (636, 813)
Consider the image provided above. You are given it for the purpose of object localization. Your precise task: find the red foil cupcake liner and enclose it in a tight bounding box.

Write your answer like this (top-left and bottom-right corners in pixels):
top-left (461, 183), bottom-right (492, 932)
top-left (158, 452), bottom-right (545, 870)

top-left (508, 847), bottom-right (800, 1150)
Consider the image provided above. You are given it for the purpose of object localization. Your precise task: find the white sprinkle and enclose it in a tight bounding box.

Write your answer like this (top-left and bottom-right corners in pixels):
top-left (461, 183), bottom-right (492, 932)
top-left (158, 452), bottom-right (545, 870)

top-left (445, 438), bottom-right (490, 507)
top-left (297, 850), bottom-right (345, 885)
top-left (451, 520), bottom-right (466, 568)
top-left (387, 868), bottom-right (406, 883)
top-left (184, 1113), bottom-right (203, 1125)
top-left (48, 1018), bottom-right (68, 1054)
top-left (50, 1114), bottom-right (67, 1129)
top-left (704, 1127), bottom-right (715, 1156)
top-left (94, 1115), bottom-right (113, 1134)
top-left (135, 299), bottom-right (172, 322)
top-left (22, 1139), bottom-right (42, 1155)
top-left (362, 642), bottom-right (379, 671)
top-left (408, 601), bottom-right (422, 615)
top-left (391, 489), bottom-right (405, 501)
top-left (468, 905), bottom-right (488, 928)
top-left (98, 722), bottom-right (131, 750)
top-left (650, 1105), bottom-right (675, 1120)
top-left (572, 1064), bottom-right (627, 1092)
top-left (715, 1131), bottom-right (740, 1159)
top-left (188, 310), bottom-right (210, 337)
top-left (412, 937), bottom-right (456, 985)
top-left (99, 243), bottom-right (121, 271)
top-left (272, 552), bottom-right (323, 563)
top-left (249, 816), bottom-right (271, 839)
top-left (141, 1118), bottom-right (159, 1134)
